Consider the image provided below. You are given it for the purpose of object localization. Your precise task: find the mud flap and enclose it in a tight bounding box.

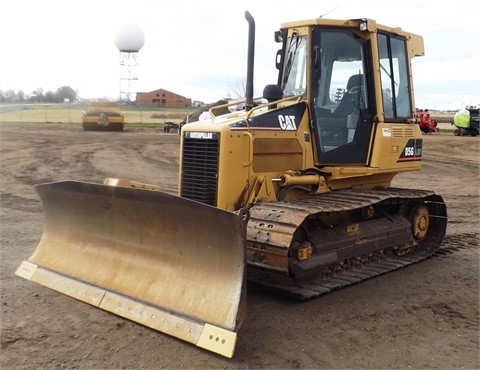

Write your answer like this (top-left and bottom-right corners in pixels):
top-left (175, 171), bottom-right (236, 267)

top-left (16, 181), bottom-right (247, 358)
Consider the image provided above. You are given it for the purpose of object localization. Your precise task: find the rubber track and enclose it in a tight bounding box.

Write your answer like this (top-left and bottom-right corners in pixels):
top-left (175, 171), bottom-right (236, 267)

top-left (247, 188), bottom-right (446, 299)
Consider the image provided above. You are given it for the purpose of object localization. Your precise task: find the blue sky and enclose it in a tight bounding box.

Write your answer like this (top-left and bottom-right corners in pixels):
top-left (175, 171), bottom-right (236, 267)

top-left (0, 0), bottom-right (479, 110)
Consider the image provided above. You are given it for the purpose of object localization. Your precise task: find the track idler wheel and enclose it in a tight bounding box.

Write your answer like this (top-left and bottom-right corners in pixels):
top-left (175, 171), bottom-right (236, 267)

top-left (409, 205), bottom-right (430, 240)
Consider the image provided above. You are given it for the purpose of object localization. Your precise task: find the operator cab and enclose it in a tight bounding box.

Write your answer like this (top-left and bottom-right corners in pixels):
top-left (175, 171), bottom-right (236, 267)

top-left (272, 19), bottom-right (415, 165)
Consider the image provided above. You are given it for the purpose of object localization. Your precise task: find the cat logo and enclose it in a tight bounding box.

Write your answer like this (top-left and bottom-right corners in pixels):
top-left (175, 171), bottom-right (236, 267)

top-left (278, 115), bottom-right (297, 130)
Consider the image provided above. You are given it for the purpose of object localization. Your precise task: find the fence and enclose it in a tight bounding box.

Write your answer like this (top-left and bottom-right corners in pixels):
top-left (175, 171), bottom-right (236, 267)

top-left (0, 104), bottom-right (192, 125)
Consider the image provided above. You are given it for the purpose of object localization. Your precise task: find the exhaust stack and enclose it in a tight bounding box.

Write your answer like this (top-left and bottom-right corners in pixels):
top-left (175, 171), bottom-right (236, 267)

top-left (245, 11), bottom-right (255, 111)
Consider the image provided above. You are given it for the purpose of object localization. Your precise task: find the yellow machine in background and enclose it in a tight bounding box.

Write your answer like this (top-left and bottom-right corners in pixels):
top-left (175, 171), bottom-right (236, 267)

top-left (16, 12), bottom-right (447, 358)
top-left (82, 101), bottom-right (125, 131)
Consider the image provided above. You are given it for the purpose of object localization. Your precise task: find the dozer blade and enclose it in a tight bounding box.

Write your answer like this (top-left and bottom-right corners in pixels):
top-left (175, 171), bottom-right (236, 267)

top-left (16, 181), bottom-right (247, 358)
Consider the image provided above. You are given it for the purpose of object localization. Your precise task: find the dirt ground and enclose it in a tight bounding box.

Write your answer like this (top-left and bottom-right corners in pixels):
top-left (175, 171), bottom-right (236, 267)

top-left (1, 122), bottom-right (478, 369)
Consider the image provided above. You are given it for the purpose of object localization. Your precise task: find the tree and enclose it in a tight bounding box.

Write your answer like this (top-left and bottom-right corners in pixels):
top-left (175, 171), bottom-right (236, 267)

top-left (0, 85), bottom-right (78, 103)
top-left (17, 90), bottom-right (25, 102)
top-left (31, 88), bottom-right (44, 103)
top-left (56, 86), bottom-right (77, 102)
top-left (5, 89), bottom-right (16, 103)
top-left (45, 91), bottom-right (55, 103)
top-left (334, 88), bottom-right (345, 103)
top-left (229, 77), bottom-right (246, 99)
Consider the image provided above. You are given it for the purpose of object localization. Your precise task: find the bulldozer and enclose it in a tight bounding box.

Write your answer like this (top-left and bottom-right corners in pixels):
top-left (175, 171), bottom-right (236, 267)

top-left (82, 101), bottom-right (125, 131)
top-left (16, 12), bottom-right (447, 358)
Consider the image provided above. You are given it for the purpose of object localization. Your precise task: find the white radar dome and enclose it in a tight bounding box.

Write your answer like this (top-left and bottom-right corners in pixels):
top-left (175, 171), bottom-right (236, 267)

top-left (114, 24), bottom-right (145, 52)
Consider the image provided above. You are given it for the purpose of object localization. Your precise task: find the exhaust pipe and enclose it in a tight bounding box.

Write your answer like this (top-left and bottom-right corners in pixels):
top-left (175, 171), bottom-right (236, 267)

top-left (245, 11), bottom-right (255, 111)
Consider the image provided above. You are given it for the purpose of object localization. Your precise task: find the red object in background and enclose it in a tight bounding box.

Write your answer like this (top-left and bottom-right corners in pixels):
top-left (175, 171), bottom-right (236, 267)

top-left (415, 108), bottom-right (439, 134)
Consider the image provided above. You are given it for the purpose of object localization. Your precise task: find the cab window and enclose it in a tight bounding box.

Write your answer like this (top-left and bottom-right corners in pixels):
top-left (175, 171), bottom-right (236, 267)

top-left (378, 33), bottom-right (412, 119)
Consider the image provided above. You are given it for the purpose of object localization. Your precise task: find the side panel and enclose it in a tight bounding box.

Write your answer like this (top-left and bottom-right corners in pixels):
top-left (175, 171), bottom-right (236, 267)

top-left (369, 123), bottom-right (423, 171)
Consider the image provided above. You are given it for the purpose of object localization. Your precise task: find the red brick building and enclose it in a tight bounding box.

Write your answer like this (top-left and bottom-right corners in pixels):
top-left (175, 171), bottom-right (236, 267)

top-left (136, 89), bottom-right (191, 107)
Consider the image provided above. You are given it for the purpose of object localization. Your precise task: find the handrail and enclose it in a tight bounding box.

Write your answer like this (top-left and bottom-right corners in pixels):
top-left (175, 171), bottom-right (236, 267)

top-left (245, 95), bottom-right (303, 121)
top-left (208, 94), bottom-right (303, 120)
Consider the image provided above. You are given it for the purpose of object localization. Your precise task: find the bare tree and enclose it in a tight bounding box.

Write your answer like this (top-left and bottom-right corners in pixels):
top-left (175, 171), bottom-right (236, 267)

top-left (230, 77), bottom-right (246, 99)
top-left (31, 88), bottom-right (44, 103)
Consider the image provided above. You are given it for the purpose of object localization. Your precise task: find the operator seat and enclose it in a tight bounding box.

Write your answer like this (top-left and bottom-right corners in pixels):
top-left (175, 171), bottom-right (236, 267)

top-left (334, 74), bottom-right (364, 116)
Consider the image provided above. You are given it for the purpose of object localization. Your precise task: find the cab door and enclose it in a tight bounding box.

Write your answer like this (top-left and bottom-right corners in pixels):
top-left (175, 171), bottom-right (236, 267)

top-left (310, 28), bottom-right (374, 165)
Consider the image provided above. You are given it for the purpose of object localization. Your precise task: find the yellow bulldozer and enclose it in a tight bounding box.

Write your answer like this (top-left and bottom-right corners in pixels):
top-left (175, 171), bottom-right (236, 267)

top-left (16, 12), bottom-right (447, 358)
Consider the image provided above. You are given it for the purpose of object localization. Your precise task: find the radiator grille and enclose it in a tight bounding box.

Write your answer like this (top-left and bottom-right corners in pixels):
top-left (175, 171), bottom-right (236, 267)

top-left (180, 133), bottom-right (220, 206)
